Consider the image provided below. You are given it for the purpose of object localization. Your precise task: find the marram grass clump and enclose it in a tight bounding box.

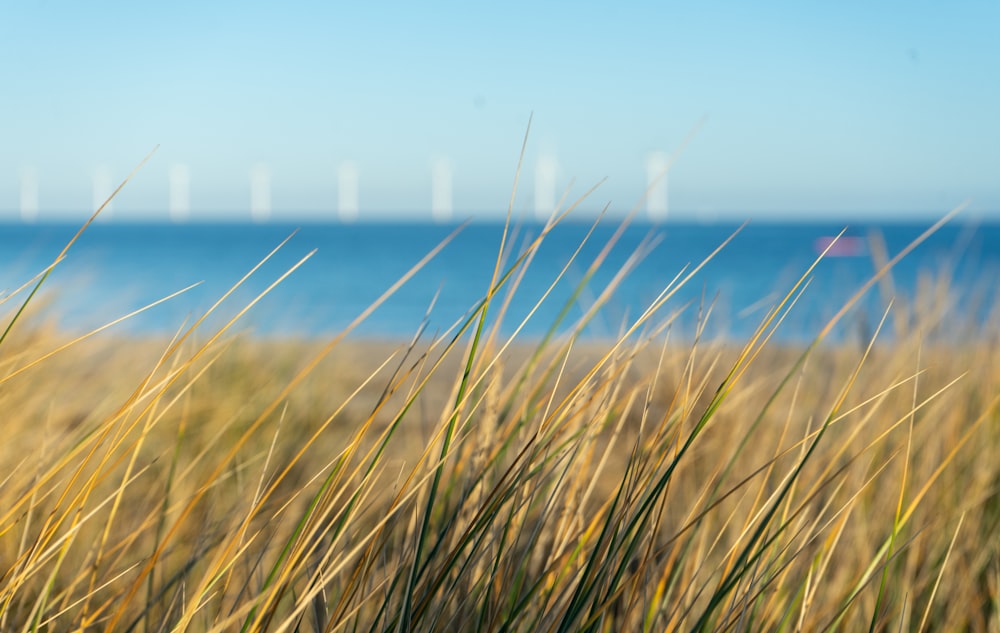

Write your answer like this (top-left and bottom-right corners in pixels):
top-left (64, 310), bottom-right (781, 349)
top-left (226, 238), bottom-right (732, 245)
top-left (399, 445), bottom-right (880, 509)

top-left (1, 205), bottom-right (998, 632)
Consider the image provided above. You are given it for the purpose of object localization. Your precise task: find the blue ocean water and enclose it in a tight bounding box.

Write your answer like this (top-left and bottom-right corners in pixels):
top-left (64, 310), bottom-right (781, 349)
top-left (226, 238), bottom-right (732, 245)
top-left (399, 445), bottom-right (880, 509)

top-left (0, 219), bottom-right (997, 343)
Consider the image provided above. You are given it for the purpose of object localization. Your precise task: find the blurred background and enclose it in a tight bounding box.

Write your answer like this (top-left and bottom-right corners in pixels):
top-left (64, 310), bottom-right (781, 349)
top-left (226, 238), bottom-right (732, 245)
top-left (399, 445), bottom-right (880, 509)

top-left (0, 1), bottom-right (997, 339)
top-left (2, 1), bottom-right (997, 222)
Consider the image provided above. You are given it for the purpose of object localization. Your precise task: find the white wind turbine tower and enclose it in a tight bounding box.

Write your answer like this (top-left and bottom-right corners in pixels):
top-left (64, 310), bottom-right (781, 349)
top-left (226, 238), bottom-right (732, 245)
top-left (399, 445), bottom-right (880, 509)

top-left (250, 163), bottom-right (271, 222)
top-left (645, 151), bottom-right (669, 221)
top-left (338, 161), bottom-right (359, 222)
top-left (169, 164), bottom-right (191, 222)
top-left (93, 164), bottom-right (114, 218)
top-left (534, 154), bottom-right (557, 221)
top-left (431, 157), bottom-right (453, 222)
top-left (19, 167), bottom-right (38, 222)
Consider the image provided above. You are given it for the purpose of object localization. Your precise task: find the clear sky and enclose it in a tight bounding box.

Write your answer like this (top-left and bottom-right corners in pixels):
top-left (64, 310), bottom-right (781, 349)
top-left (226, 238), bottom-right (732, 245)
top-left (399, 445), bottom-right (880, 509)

top-left (1, 1), bottom-right (997, 222)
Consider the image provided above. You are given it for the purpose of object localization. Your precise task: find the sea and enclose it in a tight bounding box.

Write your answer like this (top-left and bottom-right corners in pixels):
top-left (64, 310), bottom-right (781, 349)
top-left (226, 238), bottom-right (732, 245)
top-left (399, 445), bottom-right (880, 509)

top-left (0, 219), bottom-right (997, 344)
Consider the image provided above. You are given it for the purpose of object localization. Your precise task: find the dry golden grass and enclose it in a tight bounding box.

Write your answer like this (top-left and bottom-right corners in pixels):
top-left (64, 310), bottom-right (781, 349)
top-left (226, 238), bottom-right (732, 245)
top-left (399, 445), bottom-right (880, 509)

top-left (1, 157), bottom-right (998, 630)
top-left (1, 205), bottom-right (998, 633)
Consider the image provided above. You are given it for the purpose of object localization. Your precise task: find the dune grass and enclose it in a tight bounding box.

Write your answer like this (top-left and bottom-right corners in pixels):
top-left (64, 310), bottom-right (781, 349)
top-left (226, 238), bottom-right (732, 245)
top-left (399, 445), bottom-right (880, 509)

top-left (1, 174), bottom-right (999, 632)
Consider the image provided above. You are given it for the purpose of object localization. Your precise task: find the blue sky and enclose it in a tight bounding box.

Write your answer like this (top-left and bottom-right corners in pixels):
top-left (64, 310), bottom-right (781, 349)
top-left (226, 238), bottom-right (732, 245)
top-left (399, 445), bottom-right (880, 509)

top-left (1, 1), bottom-right (998, 221)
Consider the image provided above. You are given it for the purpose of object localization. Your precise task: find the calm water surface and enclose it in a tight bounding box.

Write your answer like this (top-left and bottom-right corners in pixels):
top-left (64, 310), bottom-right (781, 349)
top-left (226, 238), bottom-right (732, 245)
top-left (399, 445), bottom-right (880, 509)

top-left (0, 219), bottom-right (997, 342)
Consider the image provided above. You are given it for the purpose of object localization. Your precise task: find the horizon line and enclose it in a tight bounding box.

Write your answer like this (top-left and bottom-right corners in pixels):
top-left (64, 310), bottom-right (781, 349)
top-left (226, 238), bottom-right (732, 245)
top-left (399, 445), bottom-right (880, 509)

top-left (0, 211), bottom-right (994, 226)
